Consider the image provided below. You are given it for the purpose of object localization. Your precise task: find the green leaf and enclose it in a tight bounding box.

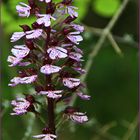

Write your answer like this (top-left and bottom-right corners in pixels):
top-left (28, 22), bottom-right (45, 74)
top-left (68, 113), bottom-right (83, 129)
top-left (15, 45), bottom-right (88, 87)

top-left (1, 4), bottom-right (14, 24)
top-left (74, 0), bottom-right (90, 20)
top-left (93, 0), bottom-right (121, 17)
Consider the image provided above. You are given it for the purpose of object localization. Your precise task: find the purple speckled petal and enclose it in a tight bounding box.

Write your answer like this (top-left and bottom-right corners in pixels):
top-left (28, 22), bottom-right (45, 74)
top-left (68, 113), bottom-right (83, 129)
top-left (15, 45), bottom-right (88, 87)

top-left (16, 2), bottom-right (31, 17)
top-left (40, 64), bottom-right (61, 75)
top-left (76, 92), bottom-right (91, 100)
top-left (63, 78), bottom-right (80, 88)
top-left (26, 29), bottom-right (43, 39)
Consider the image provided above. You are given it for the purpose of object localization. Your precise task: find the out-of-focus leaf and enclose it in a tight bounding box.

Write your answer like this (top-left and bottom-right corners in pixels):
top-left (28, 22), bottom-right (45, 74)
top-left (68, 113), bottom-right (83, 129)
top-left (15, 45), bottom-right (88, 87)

top-left (8, 0), bottom-right (19, 13)
top-left (1, 4), bottom-right (14, 24)
top-left (74, 0), bottom-right (90, 20)
top-left (92, 0), bottom-right (121, 17)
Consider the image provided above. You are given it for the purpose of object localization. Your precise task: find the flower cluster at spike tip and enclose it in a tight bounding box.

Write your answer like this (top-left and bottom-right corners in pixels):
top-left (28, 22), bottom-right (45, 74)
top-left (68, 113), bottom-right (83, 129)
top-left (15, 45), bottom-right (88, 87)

top-left (8, 0), bottom-right (91, 139)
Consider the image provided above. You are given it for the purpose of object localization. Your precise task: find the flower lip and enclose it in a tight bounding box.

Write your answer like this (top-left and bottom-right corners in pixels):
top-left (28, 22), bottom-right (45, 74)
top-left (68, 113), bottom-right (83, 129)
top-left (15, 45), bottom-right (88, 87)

top-left (40, 64), bottom-right (61, 75)
top-left (47, 47), bottom-right (68, 60)
top-left (39, 0), bottom-right (52, 4)
top-left (39, 90), bottom-right (63, 99)
top-left (63, 77), bottom-right (80, 89)
top-left (16, 2), bottom-right (31, 17)
top-left (11, 97), bottom-right (31, 115)
top-left (71, 112), bottom-right (88, 123)
top-left (70, 23), bottom-right (84, 33)
top-left (26, 29), bottom-right (43, 39)
top-left (11, 45), bottom-right (30, 58)
top-left (67, 32), bottom-right (83, 44)
top-left (36, 14), bottom-right (56, 27)
top-left (10, 32), bottom-right (26, 42)
top-left (69, 52), bottom-right (83, 62)
top-left (8, 75), bottom-right (38, 87)
top-left (76, 92), bottom-right (91, 100)
top-left (33, 133), bottom-right (57, 140)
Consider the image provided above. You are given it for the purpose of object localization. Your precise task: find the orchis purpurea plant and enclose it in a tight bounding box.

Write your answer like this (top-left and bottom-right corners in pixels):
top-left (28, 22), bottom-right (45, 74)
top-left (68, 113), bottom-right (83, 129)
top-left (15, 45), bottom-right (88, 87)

top-left (8, 0), bottom-right (91, 139)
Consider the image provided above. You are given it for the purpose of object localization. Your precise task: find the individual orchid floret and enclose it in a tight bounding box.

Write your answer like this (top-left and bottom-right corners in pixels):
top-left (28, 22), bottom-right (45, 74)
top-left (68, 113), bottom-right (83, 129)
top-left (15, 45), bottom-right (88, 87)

top-left (69, 52), bottom-right (83, 62)
top-left (70, 112), bottom-right (88, 123)
top-left (16, 2), bottom-right (31, 17)
top-left (33, 127), bottom-right (57, 140)
top-left (40, 64), bottom-right (61, 75)
top-left (63, 78), bottom-right (80, 88)
top-left (11, 29), bottom-right (43, 42)
top-left (7, 56), bottom-right (31, 67)
top-left (11, 45), bottom-right (30, 58)
top-left (8, 75), bottom-right (37, 87)
top-left (11, 97), bottom-right (30, 115)
top-left (26, 29), bottom-right (43, 39)
top-left (73, 46), bottom-right (83, 54)
top-left (47, 47), bottom-right (68, 60)
top-left (10, 32), bottom-right (25, 42)
top-left (39, 90), bottom-right (63, 99)
top-left (39, 0), bottom-right (52, 3)
top-left (67, 31), bottom-right (83, 44)
top-left (67, 6), bottom-right (78, 18)
top-left (33, 134), bottom-right (57, 140)
top-left (58, 5), bottom-right (78, 18)
top-left (64, 107), bottom-right (88, 123)
top-left (76, 92), bottom-right (91, 100)
top-left (73, 67), bottom-right (86, 74)
top-left (70, 23), bottom-right (84, 33)
top-left (7, 56), bottom-right (23, 67)
top-left (36, 14), bottom-right (56, 27)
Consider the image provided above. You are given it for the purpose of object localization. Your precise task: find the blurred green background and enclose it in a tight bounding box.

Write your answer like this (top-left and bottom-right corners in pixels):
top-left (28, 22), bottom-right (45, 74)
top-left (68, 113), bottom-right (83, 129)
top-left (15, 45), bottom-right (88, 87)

top-left (1, 0), bottom-right (138, 140)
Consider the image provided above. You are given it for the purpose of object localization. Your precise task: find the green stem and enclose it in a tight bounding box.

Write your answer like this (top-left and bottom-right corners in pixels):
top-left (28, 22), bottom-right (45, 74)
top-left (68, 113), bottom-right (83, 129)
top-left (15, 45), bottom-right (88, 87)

top-left (122, 116), bottom-right (138, 140)
top-left (107, 33), bottom-right (123, 56)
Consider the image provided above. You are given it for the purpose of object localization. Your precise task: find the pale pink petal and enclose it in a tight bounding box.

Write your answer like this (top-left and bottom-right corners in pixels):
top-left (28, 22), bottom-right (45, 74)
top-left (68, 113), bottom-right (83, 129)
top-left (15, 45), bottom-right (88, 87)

top-left (11, 98), bottom-right (30, 115)
top-left (20, 75), bottom-right (37, 84)
top-left (7, 56), bottom-right (22, 67)
top-left (76, 92), bottom-right (91, 100)
top-left (39, 90), bottom-right (63, 99)
top-left (71, 23), bottom-right (84, 32)
top-left (8, 75), bottom-right (37, 86)
top-left (36, 14), bottom-right (56, 27)
top-left (67, 32), bottom-right (83, 44)
top-left (67, 6), bottom-right (78, 18)
top-left (47, 47), bottom-right (67, 59)
top-left (10, 32), bottom-right (25, 42)
top-left (33, 134), bottom-right (57, 140)
top-left (69, 52), bottom-right (83, 62)
top-left (39, 0), bottom-right (51, 3)
top-left (63, 78), bottom-right (80, 88)
top-left (18, 62), bottom-right (31, 66)
top-left (73, 67), bottom-right (86, 74)
top-left (40, 64), bottom-right (61, 75)
top-left (16, 2), bottom-right (31, 17)
top-left (61, 44), bottom-right (73, 47)
top-left (26, 29), bottom-right (43, 39)
top-left (70, 112), bottom-right (88, 123)
top-left (33, 134), bottom-right (46, 139)
top-left (11, 45), bottom-right (30, 58)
